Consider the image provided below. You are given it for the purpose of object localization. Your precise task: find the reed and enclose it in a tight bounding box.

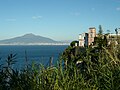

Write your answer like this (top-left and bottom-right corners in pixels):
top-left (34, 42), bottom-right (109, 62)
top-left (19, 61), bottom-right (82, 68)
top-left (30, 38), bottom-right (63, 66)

top-left (0, 44), bottom-right (120, 90)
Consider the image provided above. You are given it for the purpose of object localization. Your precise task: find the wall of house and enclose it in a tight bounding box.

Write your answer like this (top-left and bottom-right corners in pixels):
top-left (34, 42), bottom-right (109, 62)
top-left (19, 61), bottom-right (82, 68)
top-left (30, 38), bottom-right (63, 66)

top-left (79, 33), bottom-right (88, 47)
top-left (79, 34), bottom-right (84, 47)
top-left (79, 27), bottom-right (96, 47)
top-left (88, 27), bottom-right (96, 45)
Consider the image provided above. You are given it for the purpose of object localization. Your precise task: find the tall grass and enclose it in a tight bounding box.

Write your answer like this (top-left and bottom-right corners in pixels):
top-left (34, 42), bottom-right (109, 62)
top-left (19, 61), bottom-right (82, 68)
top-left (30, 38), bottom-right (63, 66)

top-left (0, 45), bottom-right (120, 90)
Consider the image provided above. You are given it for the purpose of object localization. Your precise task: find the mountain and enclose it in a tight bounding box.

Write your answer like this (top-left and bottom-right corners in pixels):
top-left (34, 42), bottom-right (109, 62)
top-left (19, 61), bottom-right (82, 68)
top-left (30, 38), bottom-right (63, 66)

top-left (0, 33), bottom-right (61, 45)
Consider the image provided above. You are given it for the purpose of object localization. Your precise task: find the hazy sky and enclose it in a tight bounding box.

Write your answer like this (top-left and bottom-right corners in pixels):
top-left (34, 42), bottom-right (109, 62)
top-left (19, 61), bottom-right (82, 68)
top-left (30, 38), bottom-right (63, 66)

top-left (0, 0), bottom-right (120, 41)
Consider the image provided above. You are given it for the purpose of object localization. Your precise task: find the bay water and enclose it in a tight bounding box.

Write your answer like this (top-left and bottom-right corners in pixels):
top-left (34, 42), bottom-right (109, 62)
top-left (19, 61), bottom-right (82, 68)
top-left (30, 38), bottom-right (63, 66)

top-left (0, 45), bottom-right (68, 69)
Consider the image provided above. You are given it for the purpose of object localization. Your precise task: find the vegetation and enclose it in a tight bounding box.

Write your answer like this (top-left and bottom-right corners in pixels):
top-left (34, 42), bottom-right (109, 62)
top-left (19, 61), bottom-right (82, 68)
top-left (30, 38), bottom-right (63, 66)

top-left (0, 27), bottom-right (120, 90)
top-left (98, 25), bottom-right (103, 35)
top-left (70, 40), bottom-right (79, 47)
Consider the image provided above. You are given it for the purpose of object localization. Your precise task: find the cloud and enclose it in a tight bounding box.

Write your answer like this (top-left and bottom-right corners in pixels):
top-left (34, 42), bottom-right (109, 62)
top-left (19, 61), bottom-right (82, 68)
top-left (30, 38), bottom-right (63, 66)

top-left (32, 16), bottom-right (42, 19)
top-left (116, 7), bottom-right (120, 11)
top-left (6, 19), bottom-right (16, 21)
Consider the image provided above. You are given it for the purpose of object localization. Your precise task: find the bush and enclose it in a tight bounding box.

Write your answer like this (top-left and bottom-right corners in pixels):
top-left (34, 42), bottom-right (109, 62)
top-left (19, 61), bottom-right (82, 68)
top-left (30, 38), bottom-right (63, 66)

top-left (0, 44), bottom-right (120, 90)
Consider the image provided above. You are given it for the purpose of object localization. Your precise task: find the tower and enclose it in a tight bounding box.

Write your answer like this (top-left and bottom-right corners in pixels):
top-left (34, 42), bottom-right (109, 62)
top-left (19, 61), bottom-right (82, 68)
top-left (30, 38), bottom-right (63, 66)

top-left (88, 27), bottom-right (96, 45)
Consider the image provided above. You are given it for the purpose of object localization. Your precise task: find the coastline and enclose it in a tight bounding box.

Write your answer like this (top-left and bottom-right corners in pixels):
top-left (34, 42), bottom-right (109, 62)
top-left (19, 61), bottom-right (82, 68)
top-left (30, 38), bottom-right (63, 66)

top-left (0, 43), bottom-right (70, 46)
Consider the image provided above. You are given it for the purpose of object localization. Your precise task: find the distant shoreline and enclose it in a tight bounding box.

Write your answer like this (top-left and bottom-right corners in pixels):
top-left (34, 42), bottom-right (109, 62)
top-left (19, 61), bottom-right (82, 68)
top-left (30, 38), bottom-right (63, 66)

top-left (0, 43), bottom-right (70, 46)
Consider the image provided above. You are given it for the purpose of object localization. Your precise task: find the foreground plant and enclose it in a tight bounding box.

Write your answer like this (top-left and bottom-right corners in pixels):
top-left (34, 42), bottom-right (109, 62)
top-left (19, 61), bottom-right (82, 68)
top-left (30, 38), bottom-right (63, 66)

top-left (0, 43), bottom-right (120, 90)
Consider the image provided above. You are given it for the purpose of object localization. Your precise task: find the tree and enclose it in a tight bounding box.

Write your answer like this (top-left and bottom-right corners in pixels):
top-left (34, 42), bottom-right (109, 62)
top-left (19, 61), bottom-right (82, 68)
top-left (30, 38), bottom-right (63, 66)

top-left (98, 25), bottom-right (103, 35)
top-left (70, 41), bottom-right (79, 47)
top-left (115, 28), bottom-right (118, 35)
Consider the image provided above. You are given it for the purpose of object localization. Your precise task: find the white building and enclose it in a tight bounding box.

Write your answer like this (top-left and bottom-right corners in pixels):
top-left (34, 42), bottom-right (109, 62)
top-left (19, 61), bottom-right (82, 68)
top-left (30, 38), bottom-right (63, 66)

top-left (79, 34), bottom-right (84, 47)
top-left (107, 33), bottom-right (120, 45)
top-left (79, 33), bottom-right (88, 47)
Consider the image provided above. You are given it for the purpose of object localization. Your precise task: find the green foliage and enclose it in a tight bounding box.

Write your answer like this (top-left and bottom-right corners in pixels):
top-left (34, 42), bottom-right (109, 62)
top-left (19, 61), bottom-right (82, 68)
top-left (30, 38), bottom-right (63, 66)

top-left (98, 25), bottom-right (103, 35)
top-left (0, 43), bottom-right (120, 90)
top-left (70, 41), bottom-right (79, 47)
top-left (61, 39), bottom-right (120, 90)
top-left (94, 35), bottom-right (108, 48)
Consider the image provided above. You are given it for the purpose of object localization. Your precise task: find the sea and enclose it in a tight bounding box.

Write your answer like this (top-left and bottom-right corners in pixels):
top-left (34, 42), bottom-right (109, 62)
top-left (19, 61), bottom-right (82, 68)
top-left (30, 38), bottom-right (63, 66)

top-left (0, 45), bottom-right (68, 69)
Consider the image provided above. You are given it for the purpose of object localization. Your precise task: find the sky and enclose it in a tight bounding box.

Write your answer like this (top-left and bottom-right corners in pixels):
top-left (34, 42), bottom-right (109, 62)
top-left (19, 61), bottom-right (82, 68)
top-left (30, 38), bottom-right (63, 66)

top-left (0, 0), bottom-right (120, 41)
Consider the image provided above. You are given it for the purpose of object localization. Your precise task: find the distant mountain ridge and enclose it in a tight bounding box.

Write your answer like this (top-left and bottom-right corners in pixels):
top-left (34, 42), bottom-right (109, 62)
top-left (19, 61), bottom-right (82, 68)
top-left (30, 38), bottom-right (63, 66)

top-left (0, 33), bottom-right (66, 45)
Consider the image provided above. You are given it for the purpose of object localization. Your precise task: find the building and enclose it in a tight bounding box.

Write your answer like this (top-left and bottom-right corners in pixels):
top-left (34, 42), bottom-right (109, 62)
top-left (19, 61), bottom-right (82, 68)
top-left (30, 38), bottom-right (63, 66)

top-left (79, 33), bottom-right (88, 47)
top-left (78, 27), bottom-right (96, 47)
top-left (79, 34), bottom-right (84, 47)
top-left (107, 33), bottom-right (120, 45)
top-left (88, 27), bottom-right (96, 45)
top-left (78, 27), bottom-right (120, 47)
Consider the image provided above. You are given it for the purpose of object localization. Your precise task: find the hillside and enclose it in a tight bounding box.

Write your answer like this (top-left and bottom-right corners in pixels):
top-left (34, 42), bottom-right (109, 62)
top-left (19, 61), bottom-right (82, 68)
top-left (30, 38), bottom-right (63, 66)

top-left (0, 33), bottom-right (59, 45)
